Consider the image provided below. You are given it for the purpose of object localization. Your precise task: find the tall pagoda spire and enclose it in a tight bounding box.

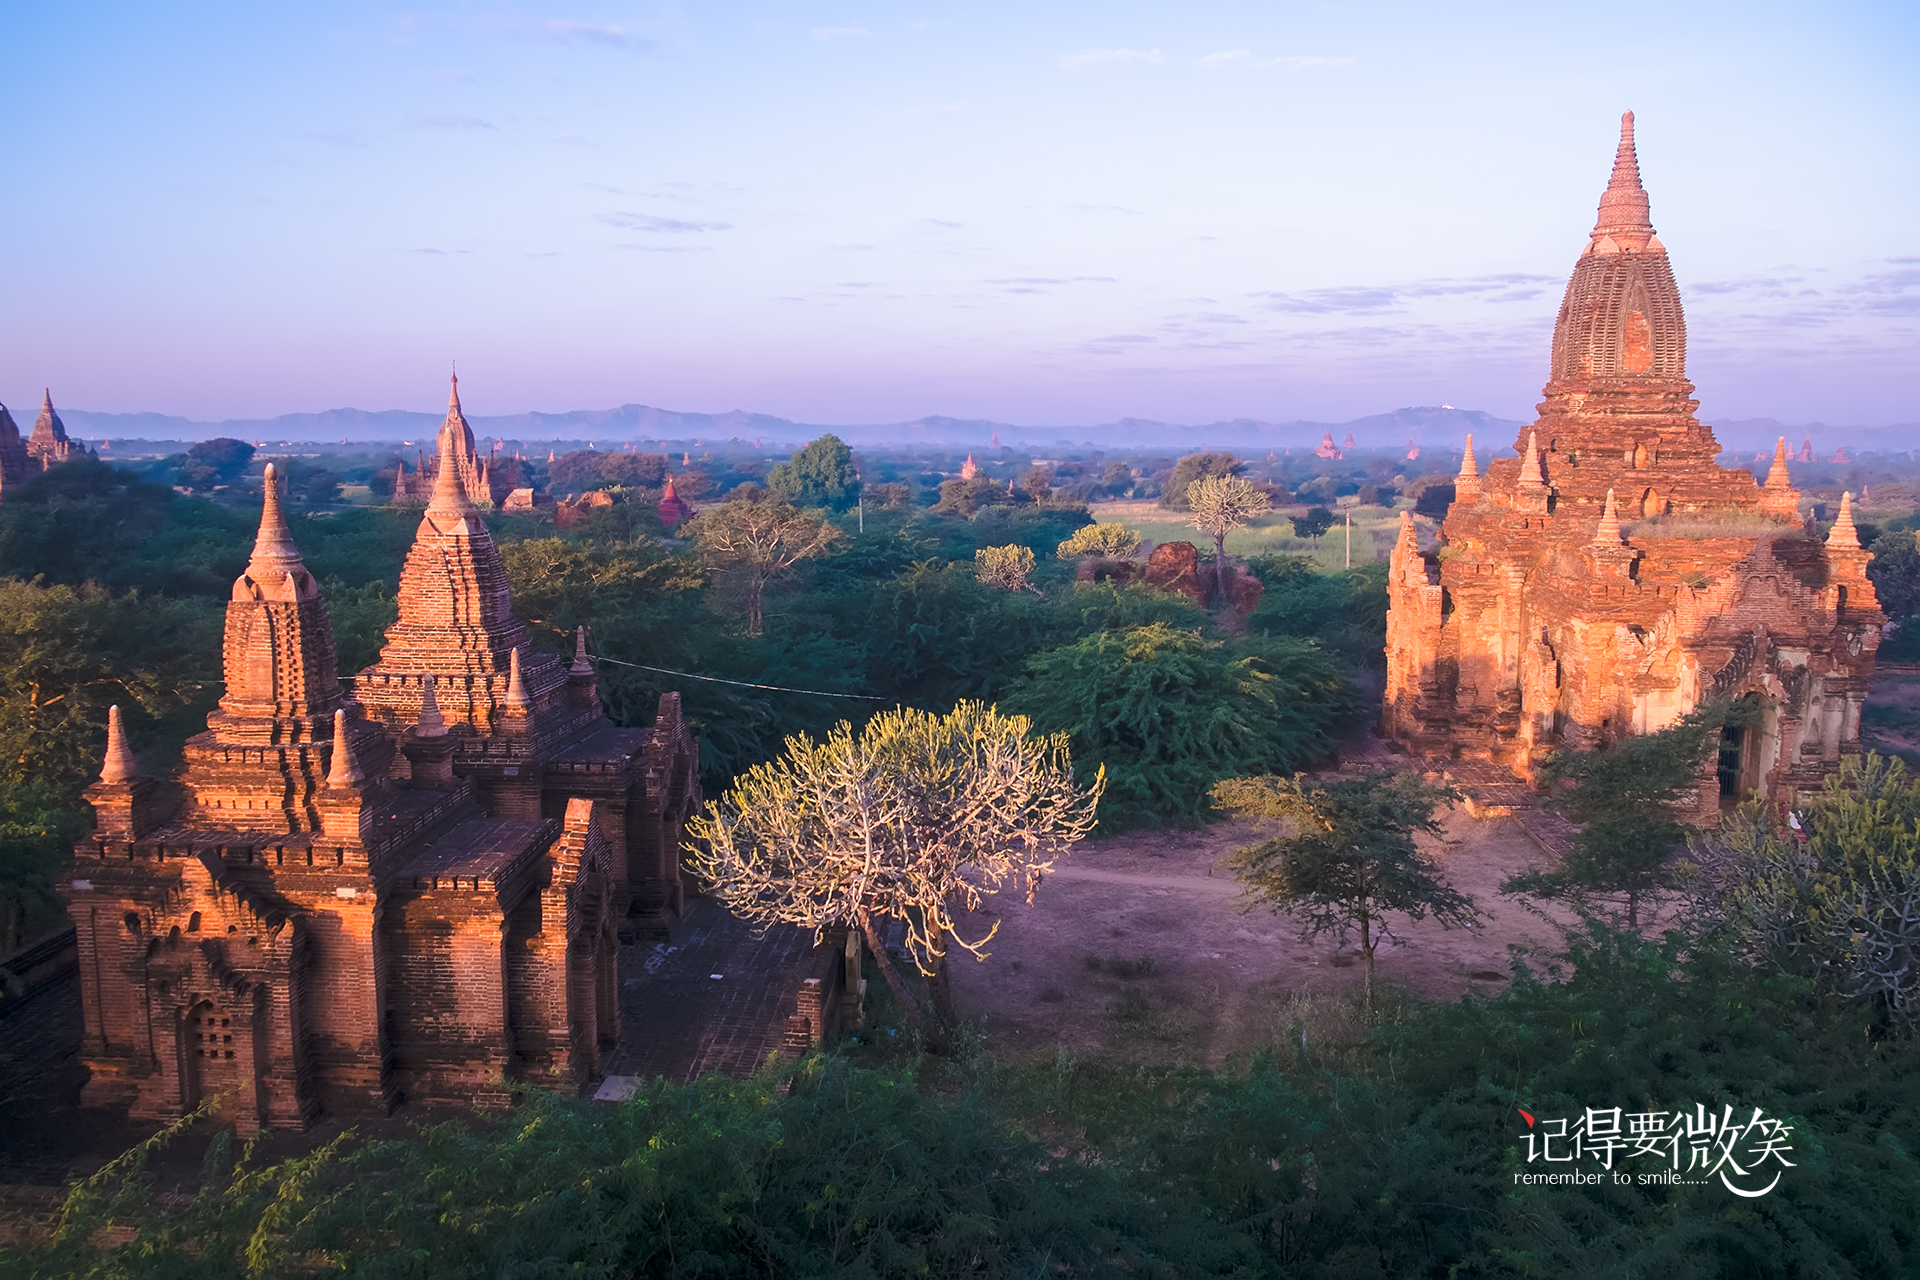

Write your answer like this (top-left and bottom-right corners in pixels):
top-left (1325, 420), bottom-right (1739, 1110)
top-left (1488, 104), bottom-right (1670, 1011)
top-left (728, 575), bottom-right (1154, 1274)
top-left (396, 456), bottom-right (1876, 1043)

top-left (1591, 488), bottom-right (1623, 546)
top-left (1592, 110), bottom-right (1655, 249)
top-left (428, 374), bottom-right (480, 521)
top-left (1828, 491), bottom-right (1861, 550)
top-left (1454, 434), bottom-right (1482, 504)
top-left (100, 705), bottom-right (139, 783)
top-left (246, 463), bottom-right (307, 586)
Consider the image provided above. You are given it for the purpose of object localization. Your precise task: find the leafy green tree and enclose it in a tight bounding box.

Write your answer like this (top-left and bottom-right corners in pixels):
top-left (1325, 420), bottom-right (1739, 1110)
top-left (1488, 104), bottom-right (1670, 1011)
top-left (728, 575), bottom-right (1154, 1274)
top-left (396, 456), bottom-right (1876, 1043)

top-left (1504, 703), bottom-right (1729, 927)
top-left (767, 434), bottom-right (861, 510)
top-left (1248, 557), bottom-right (1391, 670)
top-left (687, 702), bottom-right (1103, 1047)
top-left (685, 499), bottom-right (843, 635)
top-left (277, 457), bottom-right (341, 505)
top-left (1056, 522), bottom-right (1142, 561)
top-left (1685, 753), bottom-right (1920, 1021)
top-left (932, 475), bottom-right (1009, 516)
top-left (1004, 622), bottom-right (1353, 831)
top-left (1186, 474), bottom-right (1272, 602)
top-left (1869, 529), bottom-right (1920, 621)
top-left (1293, 506), bottom-right (1337, 542)
top-left (1100, 460), bottom-right (1133, 495)
top-left (1158, 451), bottom-right (1243, 511)
top-left (1215, 770), bottom-right (1477, 1006)
top-left (176, 437), bottom-right (255, 491)
top-left (973, 544), bottom-right (1038, 593)
top-left (1020, 466), bottom-right (1053, 502)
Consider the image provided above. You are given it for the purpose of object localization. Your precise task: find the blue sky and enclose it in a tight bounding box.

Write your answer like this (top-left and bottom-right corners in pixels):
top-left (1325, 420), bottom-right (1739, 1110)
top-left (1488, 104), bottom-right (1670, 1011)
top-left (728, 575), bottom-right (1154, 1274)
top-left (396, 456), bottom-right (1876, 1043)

top-left (2, 1), bottom-right (1914, 427)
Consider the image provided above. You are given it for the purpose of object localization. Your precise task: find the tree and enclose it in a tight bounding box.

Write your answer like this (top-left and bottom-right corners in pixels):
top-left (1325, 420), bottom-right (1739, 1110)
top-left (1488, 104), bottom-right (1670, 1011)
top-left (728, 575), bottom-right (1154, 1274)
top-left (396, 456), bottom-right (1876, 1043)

top-left (1055, 522), bottom-right (1142, 561)
top-left (685, 702), bottom-right (1103, 1047)
top-left (549, 449), bottom-right (668, 494)
top-left (1159, 452), bottom-right (1243, 511)
top-left (176, 438), bottom-right (255, 491)
top-left (974, 544), bottom-right (1039, 593)
top-left (1215, 771), bottom-right (1477, 1007)
top-left (1503, 703), bottom-right (1730, 928)
top-left (1100, 460), bottom-right (1133, 496)
top-left (1869, 529), bottom-right (1920, 622)
top-left (767, 434), bottom-right (861, 510)
top-left (933, 475), bottom-right (1010, 517)
top-left (1004, 623), bottom-right (1353, 832)
top-left (1684, 753), bottom-right (1920, 1022)
top-left (1186, 474), bottom-right (1272, 603)
top-left (867, 481), bottom-right (913, 510)
top-left (685, 499), bottom-right (843, 635)
top-left (278, 458), bottom-right (341, 505)
top-left (1294, 506), bottom-right (1337, 543)
top-left (1021, 467), bottom-right (1053, 503)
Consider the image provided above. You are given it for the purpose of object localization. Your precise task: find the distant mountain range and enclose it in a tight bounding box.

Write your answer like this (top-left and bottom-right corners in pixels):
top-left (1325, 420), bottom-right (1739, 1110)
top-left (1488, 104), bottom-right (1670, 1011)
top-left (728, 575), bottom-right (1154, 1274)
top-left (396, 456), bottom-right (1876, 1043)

top-left (46, 402), bottom-right (1915, 457)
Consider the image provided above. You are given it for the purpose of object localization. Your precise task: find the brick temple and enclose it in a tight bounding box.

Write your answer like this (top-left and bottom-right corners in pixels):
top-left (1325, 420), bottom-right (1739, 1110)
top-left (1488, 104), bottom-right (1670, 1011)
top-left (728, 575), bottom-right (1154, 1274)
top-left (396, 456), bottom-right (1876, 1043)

top-left (62, 381), bottom-right (702, 1132)
top-left (1383, 113), bottom-right (1881, 812)
top-left (0, 390), bottom-right (85, 497)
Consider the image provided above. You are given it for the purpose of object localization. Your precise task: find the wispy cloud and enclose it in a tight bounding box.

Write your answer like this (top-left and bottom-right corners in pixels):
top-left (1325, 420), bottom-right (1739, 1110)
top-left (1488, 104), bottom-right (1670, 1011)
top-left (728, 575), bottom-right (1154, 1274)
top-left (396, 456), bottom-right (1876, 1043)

top-left (614, 243), bottom-right (714, 253)
top-left (1199, 50), bottom-right (1356, 70)
top-left (1059, 47), bottom-right (1162, 71)
top-left (906, 101), bottom-right (969, 115)
top-left (811, 26), bottom-right (870, 41)
top-left (921, 218), bottom-right (965, 229)
top-left (601, 212), bottom-right (733, 233)
top-left (543, 19), bottom-right (656, 51)
top-left (409, 113), bottom-right (496, 130)
top-left (1255, 274), bottom-right (1556, 314)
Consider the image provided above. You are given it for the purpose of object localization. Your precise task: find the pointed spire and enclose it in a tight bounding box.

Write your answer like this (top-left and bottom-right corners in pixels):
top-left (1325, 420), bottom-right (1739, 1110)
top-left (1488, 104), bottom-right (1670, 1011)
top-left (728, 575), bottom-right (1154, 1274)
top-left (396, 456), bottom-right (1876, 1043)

top-left (1592, 488), bottom-right (1623, 545)
top-left (427, 378), bottom-right (480, 520)
top-left (504, 645), bottom-right (529, 712)
top-left (415, 674), bottom-right (447, 738)
top-left (1519, 431), bottom-right (1546, 487)
top-left (100, 705), bottom-right (139, 783)
top-left (1828, 491), bottom-right (1861, 549)
top-left (571, 626), bottom-right (592, 676)
top-left (246, 463), bottom-right (307, 582)
top-left (1457, 434), bottom-right (1478, 480)
top-left (1593, 110), bottom-right (1654, 246)
top-left (448, 370), bottom-right (462, 413)
top-left (1765, 436), bottom-right (1793, 490)
top-left (326, 709), bottom-right (364, 788)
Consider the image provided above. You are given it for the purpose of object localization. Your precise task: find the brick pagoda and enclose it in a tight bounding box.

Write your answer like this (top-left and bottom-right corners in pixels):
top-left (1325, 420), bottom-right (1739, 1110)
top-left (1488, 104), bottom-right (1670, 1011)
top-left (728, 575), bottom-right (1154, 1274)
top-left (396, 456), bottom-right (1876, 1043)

top-left (64, 388), bottom-right (702, 1132)
top-left (1383, 113), bottom-right (1880, 812)
top-left (27, 389), bottom-right (82, 470)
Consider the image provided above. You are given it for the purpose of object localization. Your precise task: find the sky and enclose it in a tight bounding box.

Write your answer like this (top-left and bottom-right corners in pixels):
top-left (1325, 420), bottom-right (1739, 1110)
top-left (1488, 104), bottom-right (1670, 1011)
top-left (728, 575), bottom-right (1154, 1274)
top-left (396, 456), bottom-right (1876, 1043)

top-left (1, 1), bottom-right (1915, 429)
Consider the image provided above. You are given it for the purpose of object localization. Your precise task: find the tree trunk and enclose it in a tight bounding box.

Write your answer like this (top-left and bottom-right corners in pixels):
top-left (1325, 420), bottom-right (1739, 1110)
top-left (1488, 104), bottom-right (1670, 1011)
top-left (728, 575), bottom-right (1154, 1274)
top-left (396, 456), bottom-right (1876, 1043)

top-left (1214, 530), bottom-right (1229, 606)
top-left (746, 579), bottom-right (764, 636)
top-left (928, 927), bottom-right (957, 1030)
top-left (1360, 912), bottom-right (1375, 1011)
top-left (855, 908), bottom-right (947, 1051)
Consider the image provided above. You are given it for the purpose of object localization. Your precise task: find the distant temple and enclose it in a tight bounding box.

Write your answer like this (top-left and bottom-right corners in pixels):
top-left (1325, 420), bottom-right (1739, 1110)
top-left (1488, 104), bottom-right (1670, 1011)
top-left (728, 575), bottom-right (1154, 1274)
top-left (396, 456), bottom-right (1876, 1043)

top-left (65, 380), bottom-right (703, 1133)
top-left (656, 476), bottom-right (693, 529)
top-left (1314, 432), bottom-right (1343, 460)
top-left (0, 390), bottom-right (88, 497)
top-left (390, 377), bottom-right (516, 506)
top-left (1384, 114), bottom-right (1879, 814)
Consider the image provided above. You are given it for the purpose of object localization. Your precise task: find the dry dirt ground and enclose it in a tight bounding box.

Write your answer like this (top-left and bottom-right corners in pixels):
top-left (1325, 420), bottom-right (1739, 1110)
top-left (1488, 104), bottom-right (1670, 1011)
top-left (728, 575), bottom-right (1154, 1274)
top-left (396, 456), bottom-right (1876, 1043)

top-left (947, 801), bottom-right (1597, 1068)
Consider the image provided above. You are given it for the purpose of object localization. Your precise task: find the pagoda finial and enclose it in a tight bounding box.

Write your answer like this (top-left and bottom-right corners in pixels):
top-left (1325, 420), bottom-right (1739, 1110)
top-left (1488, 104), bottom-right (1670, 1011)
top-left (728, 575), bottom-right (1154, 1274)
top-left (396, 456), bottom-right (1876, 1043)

top-left (1519, 431), bottom-right (1546, 487)
top-left (247, 463), bottom-right (305, 581)
top-left (100, 705), bottom-right (139, 783)
top-left (415, 674), bottom-right (447, 738)
top-left (1828, 491), bottom-right (1861, 549)
top-left (1592, 488), bottom-right (1623, 545)
top-left (1592, 110), bottom-right (1655, 246)
top-left (326, 709), bottom-right (365, 788)
top-left (448, 369), bottom-right (461, 412)
top-left (1765, 436), bottom-right (1792, 490)
top-left (505, 645), bottom-right (529, 712)
top-left (427, 398), bottom-right (479, 519)
top-left (1458, 434), bottom-right (1478, 480)
top-left (571, 625), bottom-right (592, 676)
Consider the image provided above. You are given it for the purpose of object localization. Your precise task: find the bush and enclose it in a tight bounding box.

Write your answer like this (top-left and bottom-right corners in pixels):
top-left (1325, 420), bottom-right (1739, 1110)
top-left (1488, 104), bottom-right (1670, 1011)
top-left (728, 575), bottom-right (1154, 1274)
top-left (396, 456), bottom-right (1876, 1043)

top-left (1003, 622), bottom-right (1354, 831)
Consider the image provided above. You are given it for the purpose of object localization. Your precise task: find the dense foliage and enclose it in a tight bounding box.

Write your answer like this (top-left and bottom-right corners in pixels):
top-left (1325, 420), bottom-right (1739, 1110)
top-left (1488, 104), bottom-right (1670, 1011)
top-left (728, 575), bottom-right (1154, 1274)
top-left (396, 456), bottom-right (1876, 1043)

top-left (9, 917), bottom-right (1916, 1279)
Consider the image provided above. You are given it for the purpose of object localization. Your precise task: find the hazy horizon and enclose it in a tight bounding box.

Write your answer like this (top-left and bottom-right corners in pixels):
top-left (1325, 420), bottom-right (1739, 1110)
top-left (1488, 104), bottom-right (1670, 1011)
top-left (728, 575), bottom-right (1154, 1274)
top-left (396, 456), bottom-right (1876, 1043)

top-left (3, 2), bottom-right (1914, 428)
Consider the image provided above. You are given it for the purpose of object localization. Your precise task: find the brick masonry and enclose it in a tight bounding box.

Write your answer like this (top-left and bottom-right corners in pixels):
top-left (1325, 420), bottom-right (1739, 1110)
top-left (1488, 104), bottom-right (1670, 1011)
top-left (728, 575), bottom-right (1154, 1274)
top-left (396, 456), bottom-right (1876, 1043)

top-left (62, 393), bottom-right (703, 1134)
top-left (1383, 114), bottom-right (1881, 820)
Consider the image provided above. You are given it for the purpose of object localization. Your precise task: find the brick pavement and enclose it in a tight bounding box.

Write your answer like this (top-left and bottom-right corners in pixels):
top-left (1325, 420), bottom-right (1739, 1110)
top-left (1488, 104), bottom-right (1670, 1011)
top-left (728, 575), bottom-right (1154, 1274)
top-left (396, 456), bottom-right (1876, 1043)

top-left (602, 896), bottom-right (823, 1085)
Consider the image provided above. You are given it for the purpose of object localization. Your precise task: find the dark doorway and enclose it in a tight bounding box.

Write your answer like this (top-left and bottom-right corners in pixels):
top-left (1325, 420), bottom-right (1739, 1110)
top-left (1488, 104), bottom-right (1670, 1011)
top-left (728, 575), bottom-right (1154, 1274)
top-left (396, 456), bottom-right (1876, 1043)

top-left (1718, 725), bottom-right (1744, 799)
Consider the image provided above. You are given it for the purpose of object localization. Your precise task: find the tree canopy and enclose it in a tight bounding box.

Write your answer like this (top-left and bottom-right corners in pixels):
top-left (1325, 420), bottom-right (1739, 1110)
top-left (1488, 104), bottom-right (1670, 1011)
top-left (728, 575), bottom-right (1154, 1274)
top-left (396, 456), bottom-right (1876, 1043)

top-left (767, 434), bottom-right (861, 510)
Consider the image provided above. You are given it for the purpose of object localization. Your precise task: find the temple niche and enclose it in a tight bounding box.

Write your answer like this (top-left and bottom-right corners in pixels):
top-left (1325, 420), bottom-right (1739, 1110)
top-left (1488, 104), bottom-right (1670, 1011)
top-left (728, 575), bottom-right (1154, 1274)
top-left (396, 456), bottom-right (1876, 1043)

top-left (1382, 113), bottom-right (1881, 819)
top-left (62, 381), bottom-right (703, 1134)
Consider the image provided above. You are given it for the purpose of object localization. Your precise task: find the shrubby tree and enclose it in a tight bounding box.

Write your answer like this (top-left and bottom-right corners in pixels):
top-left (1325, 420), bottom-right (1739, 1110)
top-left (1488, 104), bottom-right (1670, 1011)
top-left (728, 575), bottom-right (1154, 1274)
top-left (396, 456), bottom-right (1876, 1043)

top-left (1247, 557), bottom-right (1391, 670)
top-left (1216, 770), bottom-right (1477, 1007)
top-left (1293, 506), bottom-right (1337, 543)
top-left (1055, 522), bottom-right (1142, 561)
top-left (1685, 752), bottom-right (1920, 1021)
top-left (686, 701), bottom-right (1103, 1047)
top-left (933, 475), bottom-right (1010, 516)
top-left (686, 499), bottom-right (843, 635)
top-left (548, 449), bottom-right (668, 494)
top-left (1185, 474), bottom-right (1272, 602)
top-left (767, 434), bottom-right (860, 510)
top-left (1159, 451), bottom-right (1243, 511)
top-left (1004, 622), bottom-right (1352, 831)
top-left (866, 481), bottom-right (913, 510)
top-left (1868, 528), bottom-right (1920, 622)
top-left (1503, 702), bottom-right (1732, 927)
top-left (1020, 466), bottom-right (1053, 502)
top-left (974, 544), bottom-right (1038, 593)
top-left (1100, 460), bottom-right (1134, 495)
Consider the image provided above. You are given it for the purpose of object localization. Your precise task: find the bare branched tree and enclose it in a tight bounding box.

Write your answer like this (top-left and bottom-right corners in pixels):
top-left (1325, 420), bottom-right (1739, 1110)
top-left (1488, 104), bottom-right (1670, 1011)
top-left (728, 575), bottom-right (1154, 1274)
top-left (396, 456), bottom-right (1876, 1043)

top-left (685, 701), bottom-right (1104, 1048)
top-left (684, 499), bottom-right (843, 634)
top-left (1186, 474), bottom-right (1272, 603)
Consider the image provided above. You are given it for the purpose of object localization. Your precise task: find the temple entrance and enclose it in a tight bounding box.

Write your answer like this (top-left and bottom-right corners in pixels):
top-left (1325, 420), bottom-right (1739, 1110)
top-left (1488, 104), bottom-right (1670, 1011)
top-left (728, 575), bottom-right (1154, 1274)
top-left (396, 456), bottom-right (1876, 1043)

top-left (1717, 725), bottom-right (1744, 806)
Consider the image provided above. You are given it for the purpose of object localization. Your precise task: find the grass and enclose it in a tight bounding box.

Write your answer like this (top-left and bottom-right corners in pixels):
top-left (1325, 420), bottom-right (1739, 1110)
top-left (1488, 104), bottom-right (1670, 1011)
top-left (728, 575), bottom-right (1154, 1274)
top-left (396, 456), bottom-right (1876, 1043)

top-left (1088, 500), bottom-right (1405, 568)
